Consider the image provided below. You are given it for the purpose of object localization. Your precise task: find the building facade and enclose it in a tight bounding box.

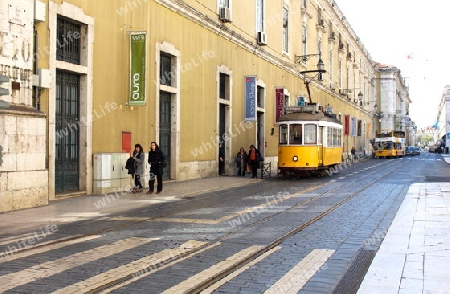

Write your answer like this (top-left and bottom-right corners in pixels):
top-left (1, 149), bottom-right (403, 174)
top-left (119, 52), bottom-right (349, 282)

top-left (1, 0), bottom-right (413, 212)
top-left (373, 64), bottom-right (413, 144)
top-left (0, 0), bottom-right (48, 212)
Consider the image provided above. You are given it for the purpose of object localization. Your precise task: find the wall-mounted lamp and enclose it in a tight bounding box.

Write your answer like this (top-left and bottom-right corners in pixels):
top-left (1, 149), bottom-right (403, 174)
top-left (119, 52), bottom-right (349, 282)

top-left (357, 91), bottom-right (363, 103)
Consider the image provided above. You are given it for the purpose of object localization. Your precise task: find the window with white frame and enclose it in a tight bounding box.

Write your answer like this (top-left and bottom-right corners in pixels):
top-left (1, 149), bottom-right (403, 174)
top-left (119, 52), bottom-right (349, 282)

top-left (282, 6), bottom-right (289, 52)
top-left (302, 26), bottom-right (307, 56)
top-left (301, 0), bottom-right (307, 9)
top-left (328, 50), bottom-right (333, 81)
top-left (219, 0), bottom-right (230, 8)
top-left (338, 60), bottom-right (342, 88)
top-left (256, 0), bottom-right (264, 33)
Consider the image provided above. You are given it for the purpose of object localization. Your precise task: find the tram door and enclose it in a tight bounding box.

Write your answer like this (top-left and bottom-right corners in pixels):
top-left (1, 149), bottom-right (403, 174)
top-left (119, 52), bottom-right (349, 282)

top-left (318, 126), bottom-right (324, 165)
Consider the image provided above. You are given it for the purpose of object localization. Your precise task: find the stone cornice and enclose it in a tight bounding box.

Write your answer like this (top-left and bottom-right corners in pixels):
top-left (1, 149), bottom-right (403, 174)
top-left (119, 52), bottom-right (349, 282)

top-left (0, 104), bottom-right (46, 117)
top-left (155, 0), bottom-right (297, 77)
top-left (155, 0), bottom-right (365, 111)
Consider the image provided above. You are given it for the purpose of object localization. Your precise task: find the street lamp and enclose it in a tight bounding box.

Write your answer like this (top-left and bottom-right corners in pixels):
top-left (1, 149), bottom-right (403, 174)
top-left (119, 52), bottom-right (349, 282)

top-left (355, 91), bottom-right (363, 104)
top-left (294, 52), bottom-right (327, 103)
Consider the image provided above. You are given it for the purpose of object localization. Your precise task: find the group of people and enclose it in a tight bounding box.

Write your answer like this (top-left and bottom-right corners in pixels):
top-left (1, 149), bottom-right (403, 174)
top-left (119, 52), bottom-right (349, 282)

top-left (126, 142), bottom-right (165, 194)
top-left (127, 142), bottom-right (261, 194)
top-left (235, 144), bottom-right (261, 178)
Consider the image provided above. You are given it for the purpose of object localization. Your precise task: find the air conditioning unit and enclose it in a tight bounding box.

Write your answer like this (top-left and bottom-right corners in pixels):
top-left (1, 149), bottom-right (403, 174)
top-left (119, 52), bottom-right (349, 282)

top-left (257, 31), bottom-right (267, 45)
top-left (330, 82), bottom-right (336, 90)
top-left (219, 7), bottom-right (231, 22)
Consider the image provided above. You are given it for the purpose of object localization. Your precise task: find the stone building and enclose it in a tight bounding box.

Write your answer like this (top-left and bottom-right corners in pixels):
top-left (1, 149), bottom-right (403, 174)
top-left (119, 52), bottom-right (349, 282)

top-left (0, 0), bottom-right (48, 212)
top-left (373, 63), bottom-right (413, 144)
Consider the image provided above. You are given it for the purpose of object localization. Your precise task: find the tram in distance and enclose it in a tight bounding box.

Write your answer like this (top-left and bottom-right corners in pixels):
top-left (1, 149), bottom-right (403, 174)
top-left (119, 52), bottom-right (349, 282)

top-left (277, 104), bottom-right (343, 177)
top-left (371, 131), bottom-right (406, 158)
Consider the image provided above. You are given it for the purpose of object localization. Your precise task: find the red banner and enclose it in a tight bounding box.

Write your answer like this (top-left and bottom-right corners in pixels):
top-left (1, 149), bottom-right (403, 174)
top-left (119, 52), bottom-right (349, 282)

top-left (344, 115), bottom-right (350, 135)
top-left (275, 88), bottom-right (284, 122)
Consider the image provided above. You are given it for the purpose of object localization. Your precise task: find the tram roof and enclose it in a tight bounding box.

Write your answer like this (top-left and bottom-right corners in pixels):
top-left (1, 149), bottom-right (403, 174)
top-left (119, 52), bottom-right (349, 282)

top-left (277, 111), bottom-right (342, 125)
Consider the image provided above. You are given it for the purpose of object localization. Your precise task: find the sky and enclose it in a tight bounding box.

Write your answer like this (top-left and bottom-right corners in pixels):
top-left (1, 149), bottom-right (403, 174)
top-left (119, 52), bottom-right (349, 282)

top-left (334, 0), bottom-right (450, 129)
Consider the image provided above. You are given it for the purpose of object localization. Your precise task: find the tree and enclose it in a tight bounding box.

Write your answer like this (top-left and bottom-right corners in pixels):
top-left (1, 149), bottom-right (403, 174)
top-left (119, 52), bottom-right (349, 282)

top-left (418, 134), bottom-right (434, 147)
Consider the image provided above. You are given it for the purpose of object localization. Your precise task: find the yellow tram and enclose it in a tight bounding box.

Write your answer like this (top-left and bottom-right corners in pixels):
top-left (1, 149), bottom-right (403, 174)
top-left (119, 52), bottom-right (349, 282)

top-left (372, 131), bottom-right (405, 158)
top-left (277, 105), bottom-right (343, 177)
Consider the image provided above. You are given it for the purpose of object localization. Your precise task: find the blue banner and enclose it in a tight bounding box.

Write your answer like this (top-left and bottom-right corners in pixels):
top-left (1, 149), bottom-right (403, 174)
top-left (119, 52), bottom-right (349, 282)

top-left (245, 76), bottom-right (257, 121)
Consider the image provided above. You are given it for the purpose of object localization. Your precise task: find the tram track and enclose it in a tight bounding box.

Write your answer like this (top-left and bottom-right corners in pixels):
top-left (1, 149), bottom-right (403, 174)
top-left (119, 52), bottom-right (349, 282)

top-left (92, 158), bottom-right (407, 293)
top-left (0, 158), bottom-right (407, 293)
top-left (184, 158), bottom-right (409, 293)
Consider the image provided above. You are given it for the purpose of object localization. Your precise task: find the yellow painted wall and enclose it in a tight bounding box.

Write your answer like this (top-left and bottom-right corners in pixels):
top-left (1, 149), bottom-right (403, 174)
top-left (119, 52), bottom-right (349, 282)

top-left (39, 0), bottom-right (375, 165)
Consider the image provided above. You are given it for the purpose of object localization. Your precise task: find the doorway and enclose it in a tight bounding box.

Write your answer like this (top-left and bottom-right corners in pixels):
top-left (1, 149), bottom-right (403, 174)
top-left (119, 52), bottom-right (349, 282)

top-left (159, 91), bottom-right (171, 179)
top-left (55, 70), bottom-right (80, 192)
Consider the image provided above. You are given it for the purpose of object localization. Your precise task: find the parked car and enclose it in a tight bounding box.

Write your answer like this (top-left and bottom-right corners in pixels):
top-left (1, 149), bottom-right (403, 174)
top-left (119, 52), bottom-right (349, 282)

top-left (414, 146), bottom-right (421, 155)
top-left (429, 145), bottom-right (436, 153)
top-left (406, 146), bottom-right (415, 156)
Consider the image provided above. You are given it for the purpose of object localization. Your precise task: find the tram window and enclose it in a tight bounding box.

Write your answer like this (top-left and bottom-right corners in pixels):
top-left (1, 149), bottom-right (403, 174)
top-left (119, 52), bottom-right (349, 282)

top-left (304, 124), bottom-right (316, 144)
top-left (327, 128), bottom-right (332, 146)
top-left (289, 124), bottom-right (302, 144)
top-left (279, 124), bottom-right (288, 144)
top-left (338, 129), bottom-right (342, 146)
top-left (333, 128), bottom-right (338, 146)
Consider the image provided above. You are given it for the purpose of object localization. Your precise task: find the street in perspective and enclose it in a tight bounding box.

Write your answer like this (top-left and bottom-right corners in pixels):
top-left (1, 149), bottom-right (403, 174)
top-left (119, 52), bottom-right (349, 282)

top-left (1, 151), bottom-right (449, 293)
top-left (2, 0), bottom-right (450, 293)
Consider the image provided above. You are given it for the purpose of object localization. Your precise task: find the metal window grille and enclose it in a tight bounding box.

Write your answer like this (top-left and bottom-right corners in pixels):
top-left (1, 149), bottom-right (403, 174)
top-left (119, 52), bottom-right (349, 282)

top-left (56, 17), bottom-right (81, 64)
top-left (160, 53), bottom-right (172, 86)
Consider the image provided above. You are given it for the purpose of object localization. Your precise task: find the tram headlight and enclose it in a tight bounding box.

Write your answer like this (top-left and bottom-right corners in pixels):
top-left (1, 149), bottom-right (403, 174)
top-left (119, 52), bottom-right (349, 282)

top-left (292, 155), bottom-right (298, 162)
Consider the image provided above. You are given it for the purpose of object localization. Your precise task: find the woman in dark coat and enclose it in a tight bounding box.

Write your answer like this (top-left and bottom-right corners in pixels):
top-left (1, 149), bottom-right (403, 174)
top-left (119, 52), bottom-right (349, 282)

top-left (147, 142), bottom-right (165, 194)
top-left (236, 147), bottom-right (248, 176)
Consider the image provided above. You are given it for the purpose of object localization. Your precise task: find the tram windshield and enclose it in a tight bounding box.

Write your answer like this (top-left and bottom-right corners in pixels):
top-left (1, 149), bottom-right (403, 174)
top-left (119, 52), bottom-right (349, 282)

top-left (289, 124), bottom-right (302, 144)
top-left (304, 124), bottom-right (316, 144)
top-left (279, 123), bottom-right (306, 145)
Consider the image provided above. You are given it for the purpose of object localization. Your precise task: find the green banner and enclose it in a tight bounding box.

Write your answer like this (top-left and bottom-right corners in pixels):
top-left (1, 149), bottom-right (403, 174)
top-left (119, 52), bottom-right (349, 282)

top-left (129, 33), bottom-right (146, 106)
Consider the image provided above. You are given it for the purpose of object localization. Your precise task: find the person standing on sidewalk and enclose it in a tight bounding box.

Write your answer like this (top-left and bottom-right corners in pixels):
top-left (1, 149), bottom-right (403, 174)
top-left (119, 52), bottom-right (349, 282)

top-left (132, 144), bottom-right (145, 193)
top-left (247, 144), bottom-right (261, 178)
top-left (236, 147), bottom-right (248, 176)
top-left (218, 143), bottom-right (225, 175)
top-left (351, 146), bottom-right (356, 161)
top-left (147, 142), bottom-right (165, 194)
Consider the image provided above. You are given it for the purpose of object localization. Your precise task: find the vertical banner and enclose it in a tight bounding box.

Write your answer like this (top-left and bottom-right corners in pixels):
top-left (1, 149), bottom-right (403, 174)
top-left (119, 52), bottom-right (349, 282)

top-left (351, 117), bottom-right (356, 136)
top-left (129, 32), bottom-right (146, 106)
top-left (344, 115), bottom-right (350, 135)
top-left (275, 88), bottom-right (285, 122)
top-left (244, 76), bottom-right (257, 121)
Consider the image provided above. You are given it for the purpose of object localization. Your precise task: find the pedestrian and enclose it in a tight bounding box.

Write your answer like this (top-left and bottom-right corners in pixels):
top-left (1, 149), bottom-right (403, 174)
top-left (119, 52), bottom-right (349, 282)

top-left (235, 147), bottom-right (248, 176)
top-left (132, 144), bottom-right (145, 193)
top-left (218, 143), bottom-right (225, 175)
top-left (247, 144), bottom-right (261, 178)
top-left (147, 142), bottom-right (165, 194)
top-left (351, 146), bottom-right (356, 161)
top-left (125, 151), bottom-right (135, 180)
